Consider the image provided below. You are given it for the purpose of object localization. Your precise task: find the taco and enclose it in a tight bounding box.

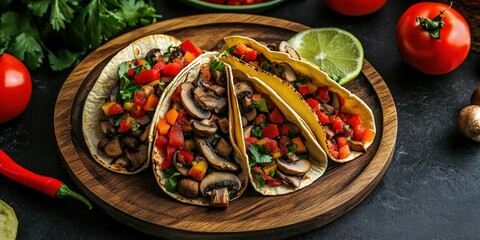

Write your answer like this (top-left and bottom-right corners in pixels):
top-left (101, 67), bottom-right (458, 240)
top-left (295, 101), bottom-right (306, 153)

top-left (220, 35), bottom-right (376, 163)
top-left (83, 34), bottom-right (204, 174)
top-left (151, 52), bottom-right (248, 207)
top-left (229, 68), bottom-right (327, 195)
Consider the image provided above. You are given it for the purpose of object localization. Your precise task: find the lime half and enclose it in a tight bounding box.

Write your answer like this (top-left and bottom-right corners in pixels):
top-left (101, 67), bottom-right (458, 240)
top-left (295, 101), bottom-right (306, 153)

top-left (0, 200), bottom-right (18, 240)
top-left (287, 27), bottom-right (364, 85)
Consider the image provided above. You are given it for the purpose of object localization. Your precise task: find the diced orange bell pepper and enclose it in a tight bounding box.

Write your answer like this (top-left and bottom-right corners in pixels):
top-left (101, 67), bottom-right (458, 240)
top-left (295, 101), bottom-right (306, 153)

top-left (362, 128), bottom-right (375, 142)
top-left (184, 51), bottom-right (196, 63)
top-left (157, 119), bottom-right (171, 135)
top-left (263, 163), bottom-right (277, 175)
top-left (143, 94), bottom-right (159, 111)
top-left (189, 160), bottom-right (207, 181)
top-left (338, 145), bottom-right (351, 159)
top-left (165, 108), bottom-right (179, 125)
top-left (292, 137), bottom-right (307, 154)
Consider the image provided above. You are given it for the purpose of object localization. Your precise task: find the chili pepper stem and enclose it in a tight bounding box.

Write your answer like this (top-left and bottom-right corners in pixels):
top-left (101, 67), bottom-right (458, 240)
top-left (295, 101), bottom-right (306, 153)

top-left (56, 184), bottom-right (93, 210)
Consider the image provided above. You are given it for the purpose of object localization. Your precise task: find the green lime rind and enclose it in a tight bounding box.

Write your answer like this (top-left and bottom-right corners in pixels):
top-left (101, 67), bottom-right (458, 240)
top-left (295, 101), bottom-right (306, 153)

top-left (287, 27), bottom-right (364, 85)
top-left (0, 199), bottom-right (18, 240)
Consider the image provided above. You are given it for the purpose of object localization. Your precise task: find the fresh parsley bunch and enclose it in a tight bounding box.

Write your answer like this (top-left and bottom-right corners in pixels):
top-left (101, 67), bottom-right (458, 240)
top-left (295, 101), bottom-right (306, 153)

top-left (0, 0), bottom-right (161, 71)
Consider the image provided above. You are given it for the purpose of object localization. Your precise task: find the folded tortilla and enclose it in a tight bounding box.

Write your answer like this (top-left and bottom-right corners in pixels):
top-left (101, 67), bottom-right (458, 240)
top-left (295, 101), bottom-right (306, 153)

top-left (220, 35), bottom-right (376, 163)
top-left (151, 52), bottom-right (249, 206)
top-left (83, 34), bottom-right (190, 174)
top-left (229, 68), bottom-right (328, 196)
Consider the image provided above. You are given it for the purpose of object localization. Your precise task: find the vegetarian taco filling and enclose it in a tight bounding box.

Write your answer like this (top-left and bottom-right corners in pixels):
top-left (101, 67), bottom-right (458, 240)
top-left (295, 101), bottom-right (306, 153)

top-left (228, 43), bottom-right (374, 160)
top-left (235, 81), bottom-right (312, 188)
top-left (97, 40), bottom-right (203, 171)
top-left (154, 60), bottom-right (243, 207)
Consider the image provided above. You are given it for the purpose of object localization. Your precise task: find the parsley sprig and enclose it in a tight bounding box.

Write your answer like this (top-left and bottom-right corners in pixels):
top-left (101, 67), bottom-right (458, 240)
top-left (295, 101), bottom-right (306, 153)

top-left (0, 0), bottom-right (161, 71)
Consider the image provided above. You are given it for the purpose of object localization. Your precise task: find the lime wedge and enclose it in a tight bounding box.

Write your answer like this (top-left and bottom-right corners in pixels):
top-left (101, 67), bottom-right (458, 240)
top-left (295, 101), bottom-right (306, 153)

top-left (0, 200), bottom-right (18, 240)
top-left (287, 27), bottom-right (364, 85)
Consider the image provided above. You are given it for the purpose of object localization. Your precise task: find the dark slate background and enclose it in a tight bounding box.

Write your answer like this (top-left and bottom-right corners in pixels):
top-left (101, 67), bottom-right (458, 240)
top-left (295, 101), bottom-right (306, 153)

top-left (1, 0), bottom-right (479, 239)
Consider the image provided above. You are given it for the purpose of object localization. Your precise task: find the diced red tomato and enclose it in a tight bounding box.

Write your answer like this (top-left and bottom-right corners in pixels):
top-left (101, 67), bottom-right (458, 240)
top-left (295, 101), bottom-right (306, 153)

top-left (305, 98), bottom-right (320, 108)
top-left (327, 140), bottom-right (339, 158)
top-left (171, 85), bottom-right (182, 103)
top-left (315, 86), bottom-right (330, 102)
top-left (279, 137), bottom-right (289, 155)
top-left (332, 116), bottom-right (345, 134)
top-left (347, 115), bottom-right (363, 127)
top-left (134, 69), bottom-right (160, 85)
top-left (179, 40), bottom-right (203, 57)
top-left (256, 114), bottom-right (267, 125)
top-left (161, 62), bottom-right (183, 77)
top-left (338, 145), bottom-right (351, 159)
top-left (201, 67), bottom-right (211, 82)
top-left (262, 138), bottom-right (279, 153)
top-left (266, 98), bottom-right (276, 110)
top-left (337, 137), bottom-right (349, 148)
top-left (297, 85), bottom-right (310, 96)
top-left (177, 150), bottom-right (194, 165)
top-left (118, 116), bottom-right (136, 133)
top-left (235, 44), bottom-right (250, 56)
top-left (245, 136), bottom-right (259, 149)
top-left (314, 106), bottom-right (330, 125)
top-left (168, 126), bottom-right (184, 148)
top-left (262, 124), bottom-right (280, 139)
top-left (279, 124), bottom-right (290, 137)
top-left (162, 145), bottom-right (176, 170)
top-left (134, 91), bottom-right (148, 108)
top-left (244, 49), bottom-right (258, 62)
top-left (362, 128), bottom-right (375, 142)
top-left (130, 104), bottom-right (146, 118)
top-left (106, 102), bottom-right (124, 115)
top-left (152, 61), bottom-right (165, 72)
top-left (126, 68), bottom-right (134, 77)
top-left (173, 109), bottom-right (191, 130)
top-left (339, 95), bottom-right (346, 106)
top-left (269, 107), bottom-right (284, 125)
top-left (352, 124), bottom-right (366, 140)
top-left (155, 135), bottom-right (169, 151)
top-left (267, 177), bottom-right (282, 187)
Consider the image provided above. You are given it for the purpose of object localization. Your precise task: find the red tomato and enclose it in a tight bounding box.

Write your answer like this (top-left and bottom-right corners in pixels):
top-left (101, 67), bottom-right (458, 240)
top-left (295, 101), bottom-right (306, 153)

top-left (134, 91), bottom-right (148, 108)
top-left (134, 69), bottom-right (160, 85)
top-left (162, 145), bottom-right (177, 170)
top-left (107, 103), bottom-right (124, 115)
top-left (0, 53), bottom-right (32, 124)
top-left (130, 104), bottom-right (146, 118)
top-left (324, 0), bottom-right (387, 16)
top-left (118, 116), bottom-right (136, 133)
top-left (152, 61), bottom-right (165, 72)
top-left (314, 107), bottom-right (330, 125)
top-left (261, 138), bottom-right (279, 153)
top-left (261, 124), bottom-right (280, 139)
top-left (177, 150), bottom-right (194, 165)
top-left (396, 2), bottom-right (470, 75)
top-left (243, 50), bottom-right (258, 62)
top-left (269, 107), bottom-right (284, 125)
top-left (314, 86), bottom-right (329, 102)
top-left (168, 126), bottom-right (184, 148)
top-left (278, 124), bottom-right (290, 137)
top-left (179, 40), bottom-right (203, 57)
top-left (255, 114), bottom-right (267, 125)
top-left (161, 62), bottom-right (183, 77)
top-left (245, 136), bottom-right (259, 150)
top-left (338, 145), bottom-right (351, 159)
top-left (305, 98), bottom-right (320, 108)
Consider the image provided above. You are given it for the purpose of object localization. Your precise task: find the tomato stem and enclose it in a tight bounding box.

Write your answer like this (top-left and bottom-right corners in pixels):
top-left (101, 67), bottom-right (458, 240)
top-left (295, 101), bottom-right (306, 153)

top-left (416, 2), bottom-right (453, 39)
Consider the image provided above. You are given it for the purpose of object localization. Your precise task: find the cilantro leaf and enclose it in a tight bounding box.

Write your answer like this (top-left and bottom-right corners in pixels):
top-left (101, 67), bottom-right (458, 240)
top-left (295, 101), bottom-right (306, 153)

top-left (210, 59), bottom-right (225, 72)
top-left (49, 0), bottom-right (79, 31)
top-left (112, 0), bottom-right (161, 26)
top-left (248, 144), bottom-right (272, 167)
top-left (28, 0), bottom-right (51, 17)
top-left (165, 172), bottom-right (181, 193)
top-left (48, 49), bottom-right (81, 71)
top-left (252, 126), bottom-right (263, 138)
top-left (287, 144), bottom-right (297, 156)
top-left (11, 33), bottom-right (44, 69)
top-left (251, 169), bottom-right (266, 188)
top-left (254, 98), bottom-right (269, 113)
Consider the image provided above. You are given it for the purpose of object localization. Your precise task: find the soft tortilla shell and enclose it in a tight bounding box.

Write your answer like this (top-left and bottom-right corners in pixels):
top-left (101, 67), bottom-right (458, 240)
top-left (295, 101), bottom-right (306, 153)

top-left (229, 68), bottom-right (328, 196)
top-left (82, 34), bottom-right (182, 174)
top-left (150, 52), bottom-right (249, 206)
top-left (222, 35), bottom-right (376, 163)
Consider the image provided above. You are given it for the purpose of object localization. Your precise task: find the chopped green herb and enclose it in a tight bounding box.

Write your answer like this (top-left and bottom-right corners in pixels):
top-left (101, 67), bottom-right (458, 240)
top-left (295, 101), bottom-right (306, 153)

top-left (164, 45), bottom-right (181, 57)
top-left (114, 114), bottom-right (127, 126)
top-left (344, 125), bottom-right (351, 130)
top-left (248, 144), bottom-right (272, 166)
top-left (210, 59), bottom-right (225, 72)
top-left (165, 172), bottom-right (181, 193)
top-left (261, 62), bottom-right (271, 71)
top-left (118, 62), bottom-right (131, 77)
top-left (252, 126), bottom-right (263, 138)
top-left (228, 190), bottom-right (237, 197)
top-left (225, 46), bottom-right (236, 55)
top-left (163, 167), bottom-right (176, 176)
top-left (346, 136), bottom-right (352, 141)
top-left (295, 75), bottom-right (312, 85)
top-left (134, 66), bottom-right (143, 76)
top-left (297, 154), bottom-right (309, 160)
top-left (254, 98), bottom-right (269, 113)
top-left (159, 81), bottom-right (166, 87)
top-left (252, 169), bottom-right (266, 188)
top-left (287, 144), bottom-right (297, 156)
top-left (176, 162), bottom-right (183, 167)
top-left (270, 169), bottom-right (276, 177)
top-left (131, 118), bottom-right (140, 132)
top-left (276, 66), bottom-right (285, 74)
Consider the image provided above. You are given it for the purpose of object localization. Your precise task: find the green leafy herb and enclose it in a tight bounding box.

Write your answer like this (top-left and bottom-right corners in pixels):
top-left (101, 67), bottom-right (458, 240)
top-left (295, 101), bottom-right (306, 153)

top-left (120, 77), bottom-right (142, 102)
top-left (252, 126), bottom-right (263, 138)
top-left (0, 0), bottom-right (161, 71)
top-left (344, 125), bottom-right (350, 130)
top-left (276, 66), bottom-right (285, 74)
top-left (248, 144), bottom-right (272, 167)
top-left (297, 154), bottom-right (309, 160)
top-left (130, 118), bottom-right (140, 132)
top-left (295, 75), bottom-right (312, 86)
top-left (251, 169), bottom-right (266, 188)
top-left (210, 59), bottom-right (225, 72)
top-left (224, 46), bottom-right (236, 56)
top-left (287, 144), bottom-right (297, 156)
top-left (118, 62), bottom-right (131, 77)
top-left (261, 62), bottom-right (271, 71)
top-left (228, 190), bottom-right (237, 197)
top-left (164, 45), bottom-right (181, 57)
top-left (346, 136), bottom-right (352, 141)
top-left (165, 172), bottom-right (181, 193)
top-left (114, 114), bottom-right (127, 126)
top-left (254, 98), bottom-right (269, 113)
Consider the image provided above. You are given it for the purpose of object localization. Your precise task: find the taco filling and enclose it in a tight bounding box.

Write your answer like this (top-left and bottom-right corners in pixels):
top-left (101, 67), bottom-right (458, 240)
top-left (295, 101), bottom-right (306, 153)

top-left (227, 43), bottom-right (374, 160)
top-left (154, 59), bottom-right (243, 207)
top-left (97, 40), bottom-right (202, 171)
top-left (235, 81), bottom-right (313, 188)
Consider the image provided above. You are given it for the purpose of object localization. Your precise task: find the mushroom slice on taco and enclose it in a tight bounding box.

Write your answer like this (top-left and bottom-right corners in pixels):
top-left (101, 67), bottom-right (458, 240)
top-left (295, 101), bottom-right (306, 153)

top-left (229, 68), bottom-right (327, 196)
top-left (83, 34), bottom-right (204, 174)
top-left (151, 52), bottom-right (248, 207)
top-left (220, 35), bottom-right (375, 163)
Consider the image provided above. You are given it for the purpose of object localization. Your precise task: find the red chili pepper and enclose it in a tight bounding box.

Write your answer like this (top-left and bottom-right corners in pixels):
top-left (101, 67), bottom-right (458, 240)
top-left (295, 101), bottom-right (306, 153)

top-left (0, 149), bottom-right (92, 209)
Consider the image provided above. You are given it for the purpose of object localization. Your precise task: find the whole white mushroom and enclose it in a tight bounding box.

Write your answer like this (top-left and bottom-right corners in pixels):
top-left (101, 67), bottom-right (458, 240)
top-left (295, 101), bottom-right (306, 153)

top-left (457, 105), bottom-right (480, 142)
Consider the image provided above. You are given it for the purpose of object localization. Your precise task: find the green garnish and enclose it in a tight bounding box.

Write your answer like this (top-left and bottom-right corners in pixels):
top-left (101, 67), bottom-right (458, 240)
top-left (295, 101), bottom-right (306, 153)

top-left (276, 66), bottom-right (285, 74)
top-left (164, 45), bottom-right (181, 57)
top-left (287, 144), bottom-right (297, 156)
top-left (252, 126), bottom-right (263, 138)
top-left (248, 144), bottom-right (272, 167)
top-left (254, 98), bottom-right (269, 113)
top-left (344, 125), bottom-right (350, 130)
top-left (165, 172), bottom-right (181, 193)
top-left (252, 169), bottom-right (266, 188)
top-left (261, 62), bottom-right (271, 71)
top-left (210, 59), bottom-right (225, 72)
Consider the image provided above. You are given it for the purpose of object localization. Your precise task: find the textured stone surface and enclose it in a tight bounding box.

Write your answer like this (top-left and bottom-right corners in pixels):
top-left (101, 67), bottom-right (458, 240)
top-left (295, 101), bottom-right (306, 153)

top-left (1, 0), bottom-right (480, 239)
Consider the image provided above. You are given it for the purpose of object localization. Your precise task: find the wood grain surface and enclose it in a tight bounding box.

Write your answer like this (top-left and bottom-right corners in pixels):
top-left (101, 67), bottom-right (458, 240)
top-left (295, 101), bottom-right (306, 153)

top-left (54, 14), bottom-right (397, 240)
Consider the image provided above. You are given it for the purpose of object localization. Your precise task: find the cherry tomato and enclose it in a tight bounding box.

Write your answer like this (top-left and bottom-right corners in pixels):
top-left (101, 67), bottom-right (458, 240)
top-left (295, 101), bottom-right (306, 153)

top-left (324, 0), bottom-right (387, 16)
top-left (396, 2), bottom-right (470, 75)
top-left (0, 53), bottom-right (32, 124)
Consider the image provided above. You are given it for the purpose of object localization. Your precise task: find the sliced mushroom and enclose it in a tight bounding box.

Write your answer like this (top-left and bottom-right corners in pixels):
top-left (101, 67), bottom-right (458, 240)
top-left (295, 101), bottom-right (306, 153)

top-left (139, 124), bottom-right (151, 142)
top-left (320, 102), bottom-right (335, 115)
top-left (128, 129), bottom-right (144, 138)
top-left (135, 115), bottom-right (151, 126)
top-left (193, 86), bottom-right (227, 114)
top-left (349, 140), bottom-right (366, 152)
top-left (196, 138), bottom-right (239, 172)
top-left (215, 138), bottom-right (233, 158)
top-left (199, 79), bottom-right (226, 96)
top-left (324, 126), bottom-right (335, 140)
top-left (234, 82), bottom-right (253, 100)
top-left (122, 136), bottom-right (140, 149)
top-left (104, 138), bottom-right (123, 158)
top-left (279, 63), bottom-right (297, 82)
top-left (180, 82), bottom-right (211, 119)
top-left (276, 170), bottom-right (301, 188)
top-left (276, 158), bottom-right (311, 176)
top-left (192, 120), bottom-right (217, 137)
top-left (278, 41), bottom-right (301, 60)
top-left (217, 117), bottom-right (229, 134)
top-left (145, 48), bottom-right (162, 63)
top-left (241, 116), bottom-right (248, 126)
top-left (125, 144), bottom-right (147, 171)
top-left (199, 172), bottom-right (241, 207)
top-left (330, 92), bottom-right (341, 114)
top-left (212, 70), bottom-right (225, 86)
top-left (241, 96), bottom-right (253, 112)
top-left (278, 41), bottom-right (289, 53)
top-left (244, 107), bottom-right (257, 122)
top-left (99, 120), bottom-right (116, 135)
top-left (178, 178), bottom-right (200, 198)
top-left (98, 137), bottom-right (110, 151)
top-left (173, 151), bottom-right (190, 176)
top-left (243, 125), bottom-right (254, 138)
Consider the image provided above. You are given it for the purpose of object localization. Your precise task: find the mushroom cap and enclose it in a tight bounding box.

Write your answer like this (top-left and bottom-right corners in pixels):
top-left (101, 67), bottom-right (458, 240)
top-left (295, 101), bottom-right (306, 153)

top-left (275, 170), bottom-right (301, 188)
top-left (180, 82), bottom-right (211, 119)
top-left (276, 158), bottom-right (311, 176)
top-left (192, 120), bottom-right (217, 137)
top-left (196, 138), bottom-right (240, 172)
top-left (457, 105), bottom-right (480, 142)
top-left (199, 172), bottom-right (241, 197)
top-left (278, 63), bottom-right (297, 82)
top-left (234, 82), bottom-right (253, 100)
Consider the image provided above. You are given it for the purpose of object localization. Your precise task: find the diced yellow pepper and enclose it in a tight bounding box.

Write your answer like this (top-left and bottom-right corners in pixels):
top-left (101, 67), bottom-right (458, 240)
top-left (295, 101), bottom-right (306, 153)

top-left (146, 80), bottom-right (160, 87)
top-left (292, 137), bottom-right (307, 154)
top-left (271, 151), bottom-right (282, 159)
top-left (101, 102), bottom-right (116, 115)
top-left (184, 51), bottom-right (196, 63)
top-left (185, 140), bottom-right (196, 150)
top-left (123, 102), bottom-right (135, 111)
top-left (263, 163), bottom-right (277, 175)
top-left (256, 138), bottom-right (266, 146)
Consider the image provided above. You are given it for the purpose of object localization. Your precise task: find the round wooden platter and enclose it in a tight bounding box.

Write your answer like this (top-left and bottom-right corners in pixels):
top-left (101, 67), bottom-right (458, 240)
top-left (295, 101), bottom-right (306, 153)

top-left (54, 14), bottom-right (397, 240)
